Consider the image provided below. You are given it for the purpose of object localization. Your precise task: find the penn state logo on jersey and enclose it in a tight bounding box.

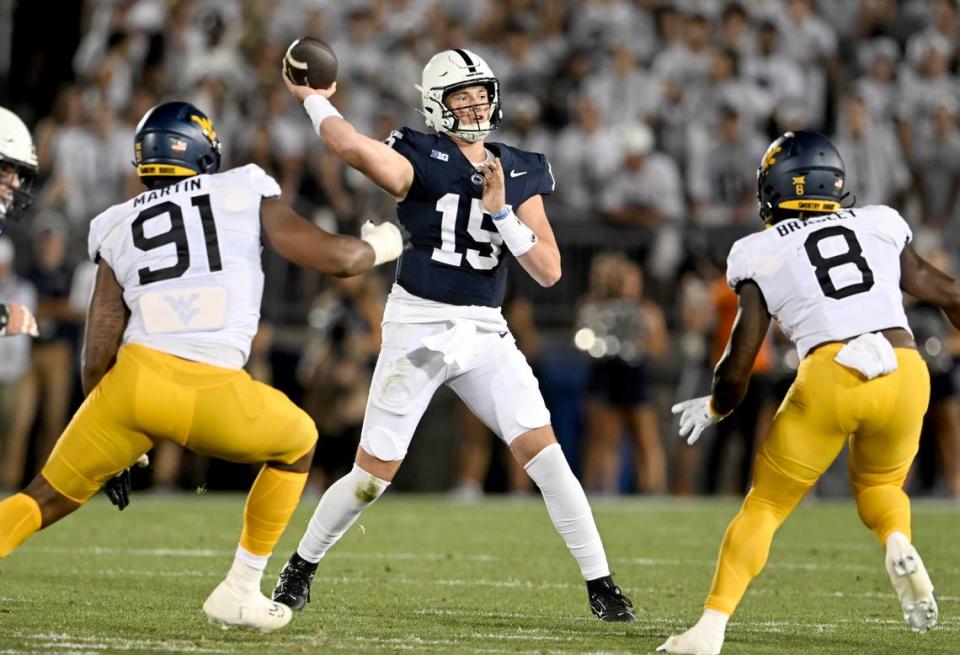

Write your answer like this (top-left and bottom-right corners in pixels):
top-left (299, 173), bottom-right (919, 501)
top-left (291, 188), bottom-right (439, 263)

top-left (386, 127), bottom-right (555, 307)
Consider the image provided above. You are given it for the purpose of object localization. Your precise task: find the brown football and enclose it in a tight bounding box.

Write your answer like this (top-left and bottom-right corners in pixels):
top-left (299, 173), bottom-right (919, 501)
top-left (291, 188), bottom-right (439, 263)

top-left (283, 37), bottom-right (338, 89)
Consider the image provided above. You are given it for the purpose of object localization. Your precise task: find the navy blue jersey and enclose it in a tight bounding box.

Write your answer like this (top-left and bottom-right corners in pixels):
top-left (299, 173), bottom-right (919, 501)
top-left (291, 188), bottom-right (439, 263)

top-left (388, 127), bottom-right (554, 307)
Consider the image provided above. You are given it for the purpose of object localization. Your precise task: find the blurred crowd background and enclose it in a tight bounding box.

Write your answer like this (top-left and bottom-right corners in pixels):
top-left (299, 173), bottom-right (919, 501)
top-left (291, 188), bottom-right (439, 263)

top-left (1, 0), bottom-right (959, 499)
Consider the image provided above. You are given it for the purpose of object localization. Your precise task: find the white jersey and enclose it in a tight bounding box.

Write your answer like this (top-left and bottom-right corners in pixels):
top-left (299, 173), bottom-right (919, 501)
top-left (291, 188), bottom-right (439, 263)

top-left (87, 164), bottom-right (280, 369)
top-left (726, 205), bottom-right (913, 359)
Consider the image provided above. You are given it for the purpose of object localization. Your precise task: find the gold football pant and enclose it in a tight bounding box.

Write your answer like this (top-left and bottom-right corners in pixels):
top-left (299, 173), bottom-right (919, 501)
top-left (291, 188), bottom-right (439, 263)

top-left (705, 344), bottom-right (930, 615)
top-left (41, 344), bottom-right (317, 504)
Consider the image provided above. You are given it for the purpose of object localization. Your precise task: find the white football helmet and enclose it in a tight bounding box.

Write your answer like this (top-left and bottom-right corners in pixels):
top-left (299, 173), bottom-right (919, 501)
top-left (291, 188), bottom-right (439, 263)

top-left (0, 106), bottom-right (38, 229)
top-left (416, 49), bottom-right (502, 143)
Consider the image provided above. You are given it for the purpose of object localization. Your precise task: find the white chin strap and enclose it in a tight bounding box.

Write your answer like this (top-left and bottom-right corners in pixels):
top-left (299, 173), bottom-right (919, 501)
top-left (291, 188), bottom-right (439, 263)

top-left (447, 124), bottom-right (493, 143)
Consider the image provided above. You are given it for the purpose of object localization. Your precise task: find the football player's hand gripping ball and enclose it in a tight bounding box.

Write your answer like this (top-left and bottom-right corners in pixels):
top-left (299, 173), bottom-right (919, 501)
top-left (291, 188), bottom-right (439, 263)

top-left (671, 396), bottom-right (725, 445)
top-left (282, 65), bottom-right (336, 102)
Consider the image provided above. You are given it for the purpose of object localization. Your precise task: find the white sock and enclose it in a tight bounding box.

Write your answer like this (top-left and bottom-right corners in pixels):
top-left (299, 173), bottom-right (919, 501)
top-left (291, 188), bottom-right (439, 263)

top-left (886, 531), bottom-right (911, 552)
top-left (524, 443), bottom-right (610, 580)
top-left (226, 555), bottom-right (264, 594)
top-left (695, 609), bottom-right (729, 633)
top-left (235, 545), bottom-right (269, 572)
top-left (296, 464), bottom-right (390, 564)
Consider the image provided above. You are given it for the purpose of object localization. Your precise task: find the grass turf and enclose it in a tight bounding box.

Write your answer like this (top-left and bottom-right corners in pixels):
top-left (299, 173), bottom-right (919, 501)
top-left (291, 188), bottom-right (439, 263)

top-left (0, 494), bottom-right (957, 654)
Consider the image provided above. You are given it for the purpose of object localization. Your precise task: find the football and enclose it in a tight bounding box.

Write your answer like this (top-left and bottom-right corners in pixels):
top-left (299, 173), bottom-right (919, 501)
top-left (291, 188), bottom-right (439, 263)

top-left (283, 37), bottom-right (338, 89)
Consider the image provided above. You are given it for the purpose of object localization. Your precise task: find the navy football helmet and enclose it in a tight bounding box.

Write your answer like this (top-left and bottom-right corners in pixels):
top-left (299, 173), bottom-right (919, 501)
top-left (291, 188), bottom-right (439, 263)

top-left (756, 131), bottom-right (847, 225)
top-left (133, 102), bottom-right (221, 186)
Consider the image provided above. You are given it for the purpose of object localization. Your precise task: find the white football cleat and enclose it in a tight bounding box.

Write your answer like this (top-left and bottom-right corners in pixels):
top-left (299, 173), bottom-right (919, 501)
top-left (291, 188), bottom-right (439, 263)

top-left (657, 625), bottom-right (724, 655)
top-left (885, 539), bottom-right (938, 632)
top-left (202, 578), bottom-right (293, 633)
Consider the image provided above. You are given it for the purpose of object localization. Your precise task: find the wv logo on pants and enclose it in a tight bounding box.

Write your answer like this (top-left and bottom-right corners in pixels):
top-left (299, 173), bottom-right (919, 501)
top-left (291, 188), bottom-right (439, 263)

top-left (163, 293), bottom-right (201, 325)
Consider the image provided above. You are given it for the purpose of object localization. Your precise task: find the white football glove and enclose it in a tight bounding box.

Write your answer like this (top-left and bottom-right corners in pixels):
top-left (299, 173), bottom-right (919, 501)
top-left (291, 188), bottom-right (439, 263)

top-left (671, 396), bottom-right (725, 445)
top-left (360, 220), bottom-right (404, 266)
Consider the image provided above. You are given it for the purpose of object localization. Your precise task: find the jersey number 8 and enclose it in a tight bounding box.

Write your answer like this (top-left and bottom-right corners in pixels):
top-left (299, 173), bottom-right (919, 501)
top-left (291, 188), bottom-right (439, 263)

top-left (803, 225), bottom-right (875, 300)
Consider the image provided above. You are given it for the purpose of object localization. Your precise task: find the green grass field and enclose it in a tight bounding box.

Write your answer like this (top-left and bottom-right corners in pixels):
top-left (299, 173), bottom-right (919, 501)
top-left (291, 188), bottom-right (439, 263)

top-left (0, 494), bottom-right (957, 654)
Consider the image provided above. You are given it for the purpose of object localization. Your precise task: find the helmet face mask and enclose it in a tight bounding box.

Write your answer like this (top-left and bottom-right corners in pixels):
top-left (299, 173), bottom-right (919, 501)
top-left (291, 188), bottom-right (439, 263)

top-left (133, 102), bottom-right (221, 188)
top-left (757, 131), bottom-right (846, 225)
top-left (417, 49), bottom-right (502, 143)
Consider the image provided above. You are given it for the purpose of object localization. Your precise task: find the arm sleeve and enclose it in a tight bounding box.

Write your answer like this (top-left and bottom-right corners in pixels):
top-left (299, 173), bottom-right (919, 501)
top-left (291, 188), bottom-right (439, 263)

top-left (385, 127), bottom-right (425, 200)
top-left (886, 206), bottom-right (913, 247)
top-left (726, 241), bottom-right (753, 293)
top-left (87, 208), bottom-right (113, 264)
top-left (242, 164), bottom-right (282, 198)
top-left (533, 154), bottom-right (556, 197)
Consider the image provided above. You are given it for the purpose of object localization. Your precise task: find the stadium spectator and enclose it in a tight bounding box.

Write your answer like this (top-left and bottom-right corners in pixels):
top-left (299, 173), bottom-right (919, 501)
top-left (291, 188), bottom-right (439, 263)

top-left (687, 105), bottom-right (765, 227)
top-left (551, 96), bottom-right (618, 212)
top-left (832, 94), bottom-right (910, 209)
top-left (599, 122), bottom-right (684, 281)
top-left (578, 253), bottom-right (667, 494)
top-left (17, 213), bottom-right (83, 474)
top-left (912, 95), bottom-right (960, 235)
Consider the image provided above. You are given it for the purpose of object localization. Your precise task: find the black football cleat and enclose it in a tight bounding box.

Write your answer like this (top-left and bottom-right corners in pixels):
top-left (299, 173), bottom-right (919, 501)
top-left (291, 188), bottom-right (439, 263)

top-left (587, 575), bottom-right (636, 622)
top-left (272, 552), bottom-right (318, 611)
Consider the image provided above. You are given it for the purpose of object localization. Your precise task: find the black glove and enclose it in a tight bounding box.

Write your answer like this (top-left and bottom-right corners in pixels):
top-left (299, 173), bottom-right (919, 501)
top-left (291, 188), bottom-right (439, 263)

top-left (103, 454), bottom-right (150, 511)
top-left (104, 468), bottom-right (132, 510)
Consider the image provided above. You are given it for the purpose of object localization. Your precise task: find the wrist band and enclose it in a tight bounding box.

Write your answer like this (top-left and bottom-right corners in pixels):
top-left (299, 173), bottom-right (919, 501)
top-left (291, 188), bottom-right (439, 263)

top-left (0, 303), bottom-right (8, 337)
top-left (491, 206), bottom-right (511, 221)
top-left (491, 208), bottom-right (537, 257)
top-left (303, 95), bottom-right (343, 133)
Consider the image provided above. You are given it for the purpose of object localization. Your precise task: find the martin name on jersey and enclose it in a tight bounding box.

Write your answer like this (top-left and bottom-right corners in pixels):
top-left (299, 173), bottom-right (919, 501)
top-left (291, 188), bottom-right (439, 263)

top-left (87, 164), bottom-right (280, 370)
top-left (727, 204), bottom-right (913, 359)
top-left (387, 127), bottom-right (555, 307)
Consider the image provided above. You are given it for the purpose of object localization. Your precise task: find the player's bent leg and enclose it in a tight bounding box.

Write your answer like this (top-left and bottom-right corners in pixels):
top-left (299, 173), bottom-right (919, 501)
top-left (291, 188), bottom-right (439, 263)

top-left (663, 364), bottom-right (850, 654)
top-left (0, 472), bottom-right (80, 558)
top-left (273, 332), bottom-right (442, 612)
top-left (202, 448), bottom-right (316, 633)
top-left (511, 427), bottom-right (635, 622)
top-left (272, 447), bottom-right (393, 611)
top-left (203, 424), bottom-right (317, 632)
top-left (448, 331), bottom-right (633, 621)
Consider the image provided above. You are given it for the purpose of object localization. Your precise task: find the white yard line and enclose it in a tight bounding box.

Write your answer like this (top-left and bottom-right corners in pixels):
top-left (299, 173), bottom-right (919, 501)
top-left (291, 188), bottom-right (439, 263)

top-left (36, 547), bottom-right (960, 575)
top-left (4, 632), bottom-right (232, 653)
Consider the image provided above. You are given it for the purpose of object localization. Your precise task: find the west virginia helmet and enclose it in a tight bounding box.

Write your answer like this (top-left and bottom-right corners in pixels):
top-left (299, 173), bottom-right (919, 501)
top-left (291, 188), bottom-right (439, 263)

top-left (416, 49), bottom-right (502, 143)
top-left (133, 102), bottom-right (221, 186)
top-left (757, 130), bottom-right (846, 225)
top-left (0, 106), bottom-right (39, 231)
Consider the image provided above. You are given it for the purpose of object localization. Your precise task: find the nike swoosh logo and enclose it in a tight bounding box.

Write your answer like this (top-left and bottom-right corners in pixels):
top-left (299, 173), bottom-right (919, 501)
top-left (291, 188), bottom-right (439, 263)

top-left (509, 170), bottom-right (527, 178)
top-left (498, 331), bottom-right (508, 338)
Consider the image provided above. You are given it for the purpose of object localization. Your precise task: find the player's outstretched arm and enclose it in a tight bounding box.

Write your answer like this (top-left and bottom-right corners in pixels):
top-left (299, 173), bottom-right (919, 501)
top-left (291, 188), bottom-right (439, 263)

top-left (283, 73), bottom-right (414, 200)
top-left (900, 244), bottom-right (960, 329)
top-left (260, 198), bottom-right (402, 276)
top-left (81, 260), bottom-right (129, 396)
top-left (711, 281), bottom-right (771, 415)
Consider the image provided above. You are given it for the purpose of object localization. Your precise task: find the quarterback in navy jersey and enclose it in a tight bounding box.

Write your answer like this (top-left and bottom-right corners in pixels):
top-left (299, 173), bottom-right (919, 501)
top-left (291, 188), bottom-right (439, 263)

top-left (275, 48), bottom-right (634, 622)
top-left (387, 125), bottom-right (555, 307)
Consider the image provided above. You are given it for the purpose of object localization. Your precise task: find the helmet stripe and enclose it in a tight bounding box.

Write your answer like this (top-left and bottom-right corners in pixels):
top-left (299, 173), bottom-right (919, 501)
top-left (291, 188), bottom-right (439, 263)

top-left (137, 163), bottom-right (199, 177)
top-left (453, 49), bottom-right (477, 73)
